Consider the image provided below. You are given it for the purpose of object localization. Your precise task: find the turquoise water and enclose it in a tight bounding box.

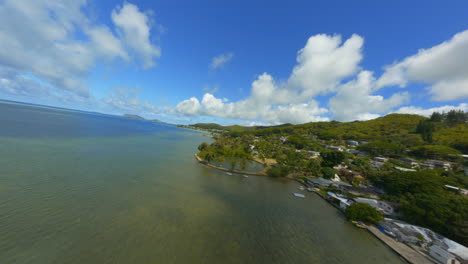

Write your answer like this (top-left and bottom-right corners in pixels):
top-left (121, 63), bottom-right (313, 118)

top-left (0, 100), bottom-right (404, 264)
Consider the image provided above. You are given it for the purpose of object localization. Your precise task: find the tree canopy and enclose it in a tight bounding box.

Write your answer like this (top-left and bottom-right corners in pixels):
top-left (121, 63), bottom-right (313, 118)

top-left (345, 203), bottom-right (384, 224)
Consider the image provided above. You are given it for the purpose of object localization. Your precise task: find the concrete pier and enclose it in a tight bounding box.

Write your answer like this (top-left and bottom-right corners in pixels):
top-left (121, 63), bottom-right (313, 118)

top-left (367, 226), bottom-right (434, 264)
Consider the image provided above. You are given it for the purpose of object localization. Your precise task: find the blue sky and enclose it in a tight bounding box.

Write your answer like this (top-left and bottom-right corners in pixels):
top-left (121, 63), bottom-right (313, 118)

top-left (0, 0), bottom-right (467, 125)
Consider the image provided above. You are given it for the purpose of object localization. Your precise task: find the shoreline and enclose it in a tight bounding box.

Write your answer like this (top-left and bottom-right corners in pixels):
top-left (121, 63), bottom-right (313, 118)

top-left (194, 154), bottom-right (268, 176)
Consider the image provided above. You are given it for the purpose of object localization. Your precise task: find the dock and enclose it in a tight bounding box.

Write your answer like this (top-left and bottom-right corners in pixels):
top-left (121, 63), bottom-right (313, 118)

top-left (367, 226), bottom-right (434, 264)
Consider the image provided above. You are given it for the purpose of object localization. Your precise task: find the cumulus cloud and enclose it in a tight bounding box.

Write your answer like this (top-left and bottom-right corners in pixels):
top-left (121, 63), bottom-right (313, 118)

top-left (210, 53), bottom-right (234, 69)
top-left (394, 103), bottom-right (468, 116)
top-left (329, 71), bottom-right (410, 121)
top-left (378, 30), bottom-right (468, 101)
top-left (288, 34), bottom-right (363, 97)
top-left (0, 0), bottom-right (161, 97)
top-left (176, 34), bottom-right (396, 124)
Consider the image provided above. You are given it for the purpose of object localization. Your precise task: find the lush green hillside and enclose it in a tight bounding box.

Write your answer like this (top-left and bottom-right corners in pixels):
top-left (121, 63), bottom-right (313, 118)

top-left (189, 113), bottom-right (467, 152)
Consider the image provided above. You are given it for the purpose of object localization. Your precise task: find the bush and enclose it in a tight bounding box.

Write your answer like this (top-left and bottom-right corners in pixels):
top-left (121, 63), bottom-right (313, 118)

top-left (266, 166), bottom-right (289, 177)
top-left (345, 203), bottom-right (384, 224)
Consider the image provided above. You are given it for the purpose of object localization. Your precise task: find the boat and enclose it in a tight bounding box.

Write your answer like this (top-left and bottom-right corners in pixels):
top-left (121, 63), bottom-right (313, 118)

top-left (354, 221), bottom-right (367, 229)
top-left (306, 187), bottom-right (314, 192)
top-left (243, 175), bottom-right (249, 178)
top-left (226, 172), bottom-right (233, 175)
top-left (298, 186), bottom-right (305, 190)
top-left (293, 193), bottom-right (305, 198)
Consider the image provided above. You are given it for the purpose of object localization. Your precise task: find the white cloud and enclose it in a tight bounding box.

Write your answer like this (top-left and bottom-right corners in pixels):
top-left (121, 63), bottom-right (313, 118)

top-left (288, 34), bottom-right (364, 98)
top-left (329, 71), bottom-right (410, 121)
top-left (111, 3), bottom-right (161, 69)
top-left (202, 84), bottom-right (220, 94)
top-left (378, 30), bottom-right (468, 101)
top-left (102, 87), bottom-right (160, 115)
top-left (0, 0), bottom-right (161, 97)
top-left (394, 103), bottom-right (468, 116)
top-left (210, 53), bottom-right (234, 69)
top-left (176, 34), bottom-right (388, 124)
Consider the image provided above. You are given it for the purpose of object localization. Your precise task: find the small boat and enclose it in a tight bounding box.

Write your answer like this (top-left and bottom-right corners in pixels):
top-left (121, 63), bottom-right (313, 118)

top-left (243, 175), bottom-right (249, 178)
top-left (293, 193), bottom-right (305, 198)
top-left (354, 221), bottom-right (367, 229)
top-left (226, 172), bottom-right (233, 175)
top-left (298, 186), bottom-right (305, 190)
top-left (307, 187), bottom-right (314, 192)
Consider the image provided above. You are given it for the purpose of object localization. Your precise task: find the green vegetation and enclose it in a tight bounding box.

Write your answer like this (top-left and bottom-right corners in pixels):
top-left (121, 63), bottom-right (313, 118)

top-left (371, 170), bottom-right (468, 245)
top-left (189, 111), bottom-right (468, 244)
top-left (321, 151), bottom-right (346, 167)
top-left (266, 166), bottom-right (290, 177)
top-left (410, 145), bottom-right (461, 160)
top-left (357, 141), bottom-right (405, 157)
top-left (345, 203), bottom-right (384, 224)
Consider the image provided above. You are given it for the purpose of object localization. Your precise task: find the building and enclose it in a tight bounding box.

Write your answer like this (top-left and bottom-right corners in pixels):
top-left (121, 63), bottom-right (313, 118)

top-left (306, 178), bottom-right (333, 188)
top-left (374, 156), bottom-right (389, 162)
top-left (328, 145), bottom-right (344, 152)
top-left (327, 192), bottom-right (353, 211)
top-left (426, 160), bottom-right (452, 170)
top-left (371, 160), bottom-right (384, 169)
top-left (429, 245), bottom-right (460, 264)
top-left (307, 151), bottom-right (320, 156)
top-left (400, 157), bottom-right (420, 168)
top-left (346, 140), bottom-right (359, 146)
top-left (353, 197), bottom-right (396, 216)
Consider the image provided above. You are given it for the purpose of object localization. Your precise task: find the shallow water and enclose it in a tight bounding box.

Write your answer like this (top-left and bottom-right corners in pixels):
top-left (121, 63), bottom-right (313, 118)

top-left (0, 100), bottom-right (404, 264)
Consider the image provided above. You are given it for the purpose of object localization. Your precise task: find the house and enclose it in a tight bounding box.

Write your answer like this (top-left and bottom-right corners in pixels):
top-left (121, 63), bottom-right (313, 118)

top-left (426, 160), bottom-right (452, 170)
top-left (420, 162), bottom-right (435, 169)
top-left (307, 151), bottom-right (320, 157)
top-left (328, 145), bottom-right (344, 152)
top-left (395, 166), bottom-right (417, 172)
top-left (400, 157), bottom-right (420, 168)
top-left (371, 160), bottom-right (384, 169)
top-left (429, 245), bottom-right (460, 264)
top-left (327, 192), bottom-right (353, 211)
top-left (346, 140), bottom-right (359, 146)
top-left (306, 178), bottom-right (334, 188)
top-left (353, 197), bottom-right (396, 216)
top-left (347, 149), bottom-right (359, 155)
top-left (374, 156), bottom-right (389, 162)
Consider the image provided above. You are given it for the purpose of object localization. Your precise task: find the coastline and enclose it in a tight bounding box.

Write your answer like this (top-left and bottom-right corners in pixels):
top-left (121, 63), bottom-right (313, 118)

top-left (194, 154), bottom-right (268, 176)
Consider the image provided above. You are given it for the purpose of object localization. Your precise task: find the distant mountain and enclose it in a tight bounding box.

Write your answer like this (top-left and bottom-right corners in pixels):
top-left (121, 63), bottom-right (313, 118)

top-left (123, 114), bottom-right (146, 120)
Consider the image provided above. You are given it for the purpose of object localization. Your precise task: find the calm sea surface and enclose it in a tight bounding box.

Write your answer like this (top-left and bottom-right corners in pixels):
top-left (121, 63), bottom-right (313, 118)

top-left (0, 100), bottom-right (404, 264)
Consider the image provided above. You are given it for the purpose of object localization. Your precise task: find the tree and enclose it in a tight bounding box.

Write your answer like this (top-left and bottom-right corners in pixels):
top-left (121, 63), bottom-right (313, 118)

top-left (430, 112), bottom-right (443, 122)
top-left (321, 167), bottom-right (337, 179)
top-left (321, 151), bottom-right (345, 167)
top-left (198, 142), bottom-right (209, 151)
top-left (410, 145), bottom-right (461, 160)
top-left (345, 203), bottom-right (384, 224)
top-left (357, 141), bottom-right (405, 157)
top-left (416, 120), bottom-right (434, 143)
top-left (306, 159), bottom-right (322, 177)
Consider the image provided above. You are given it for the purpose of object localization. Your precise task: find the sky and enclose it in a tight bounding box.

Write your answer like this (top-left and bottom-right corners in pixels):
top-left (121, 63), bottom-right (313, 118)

top-left (0, 0), bottom-right (467, 125)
